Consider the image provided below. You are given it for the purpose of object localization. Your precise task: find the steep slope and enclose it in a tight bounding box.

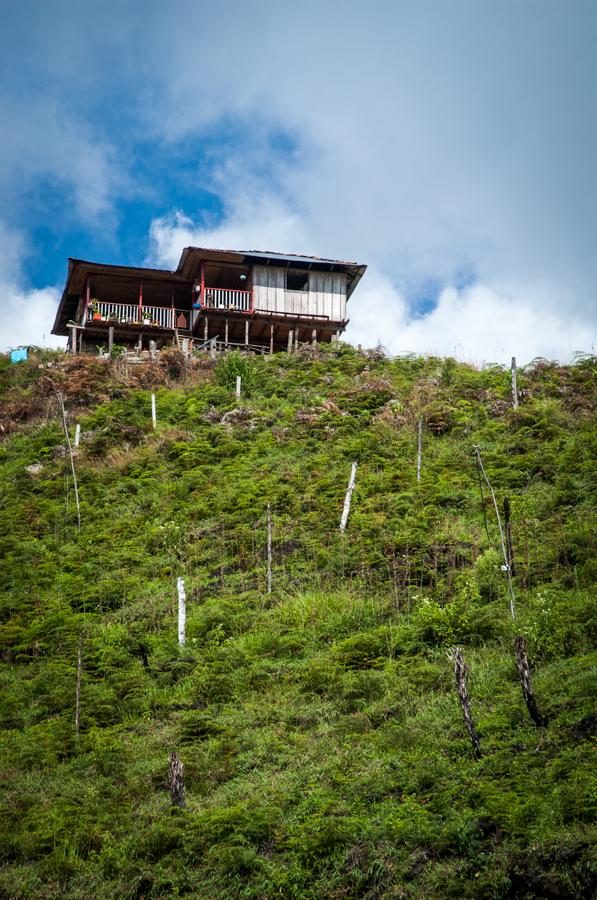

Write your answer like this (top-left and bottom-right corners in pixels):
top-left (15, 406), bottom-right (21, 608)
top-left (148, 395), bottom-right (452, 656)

top-left (0, 346), bottom-right (595, 899)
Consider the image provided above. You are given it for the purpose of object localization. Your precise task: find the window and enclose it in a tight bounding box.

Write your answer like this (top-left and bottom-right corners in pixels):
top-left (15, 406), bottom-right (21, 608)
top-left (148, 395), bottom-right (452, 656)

top-left (286, 269), bottom-right (309, 291)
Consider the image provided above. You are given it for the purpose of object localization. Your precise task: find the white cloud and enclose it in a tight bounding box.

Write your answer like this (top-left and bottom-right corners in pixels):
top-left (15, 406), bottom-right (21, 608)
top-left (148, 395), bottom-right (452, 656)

top-left (0, 224), bottom-right (63, 352)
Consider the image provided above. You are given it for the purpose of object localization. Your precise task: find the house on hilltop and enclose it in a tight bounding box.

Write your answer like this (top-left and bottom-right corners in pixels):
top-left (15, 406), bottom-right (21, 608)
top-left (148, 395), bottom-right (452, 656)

top-left (52, 247), bottom-right (367, 354)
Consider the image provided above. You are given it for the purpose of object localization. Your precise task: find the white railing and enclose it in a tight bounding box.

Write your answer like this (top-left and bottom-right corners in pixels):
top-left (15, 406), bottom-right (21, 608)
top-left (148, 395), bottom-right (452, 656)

top-left (203, 287), bottom-right (252, 312)
top-left (85, 301), bottom-right (180, 329)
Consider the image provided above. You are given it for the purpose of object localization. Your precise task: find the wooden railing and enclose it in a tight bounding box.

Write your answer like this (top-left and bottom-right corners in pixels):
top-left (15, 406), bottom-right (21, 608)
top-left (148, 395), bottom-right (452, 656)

top-left (85, 301), bottom-right (190, 329)
top-left (202, 287), bottom-right (252, 312)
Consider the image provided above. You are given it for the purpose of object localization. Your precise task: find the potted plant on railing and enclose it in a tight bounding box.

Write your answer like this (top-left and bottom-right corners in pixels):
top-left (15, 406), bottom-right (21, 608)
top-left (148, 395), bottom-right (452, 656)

top-left (89, 300), bottom-right (102, 321)
top-left (142, 313), bottom-right (151, 325)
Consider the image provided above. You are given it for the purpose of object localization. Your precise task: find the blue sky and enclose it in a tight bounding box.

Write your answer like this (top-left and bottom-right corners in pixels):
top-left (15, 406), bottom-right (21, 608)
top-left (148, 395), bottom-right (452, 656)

top-left (1, 0), bottom-right (596, 361)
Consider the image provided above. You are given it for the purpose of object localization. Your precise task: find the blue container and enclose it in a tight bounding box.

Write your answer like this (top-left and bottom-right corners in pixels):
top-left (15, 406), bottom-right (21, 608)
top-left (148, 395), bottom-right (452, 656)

top-left (10, 347), bottom-right (28, 364)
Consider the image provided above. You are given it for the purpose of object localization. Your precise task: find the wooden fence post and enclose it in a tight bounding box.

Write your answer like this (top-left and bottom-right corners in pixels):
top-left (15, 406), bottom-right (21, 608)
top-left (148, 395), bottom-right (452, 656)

top-left (177, 577), bottom-right (186, 647)
top-left (75, 634), bottom-right (83, 745)
top-left (511, 357), bottom-right (519, 409)
top-left (267, 503), bottom-right (272, 594)
top-left (514, 636), bottom-right (547, 727)
top-left (168, 751), bottom-right (185, 808)
top-left (416, 417), bottom-right (423, 482)
top-left (452, 647), bottom-right (481, 758)
top-left (340, 461), bottom-right (358, 533)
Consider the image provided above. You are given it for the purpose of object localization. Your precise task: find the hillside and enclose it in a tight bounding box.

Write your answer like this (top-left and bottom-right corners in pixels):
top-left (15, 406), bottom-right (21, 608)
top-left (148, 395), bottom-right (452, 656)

top-left (0, 345), bottom-right (595, 899)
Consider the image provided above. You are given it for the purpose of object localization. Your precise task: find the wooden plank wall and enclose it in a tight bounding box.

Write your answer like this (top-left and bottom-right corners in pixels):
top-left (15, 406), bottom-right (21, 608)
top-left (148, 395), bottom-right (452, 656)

top-left (253, 267), bottom-right (347, 320)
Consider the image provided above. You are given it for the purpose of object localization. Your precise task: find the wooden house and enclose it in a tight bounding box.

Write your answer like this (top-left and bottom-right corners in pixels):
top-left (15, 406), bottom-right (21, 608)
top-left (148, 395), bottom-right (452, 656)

top-left (52, 247), bottom-right (367, 354)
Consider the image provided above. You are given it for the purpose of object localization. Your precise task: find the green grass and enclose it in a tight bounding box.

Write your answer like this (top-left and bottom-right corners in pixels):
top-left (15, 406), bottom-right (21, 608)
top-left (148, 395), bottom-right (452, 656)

top-left (0, 346), bottom-right (595, 898)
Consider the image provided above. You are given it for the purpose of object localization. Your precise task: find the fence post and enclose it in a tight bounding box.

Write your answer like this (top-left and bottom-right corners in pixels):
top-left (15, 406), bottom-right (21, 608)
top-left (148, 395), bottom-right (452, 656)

top-left (511, 357), bottom-right (519, 409)
top-left (151, 393), bottom-right (157, 430)
top-left (168, 751), bottom-right (185, 808)
top-left (177, 577), bottom-right (186, 647)
top-left (236, 375), bottom-right (241, 400)
top-left (340, 461), bottom-right (358, 533)
top-left (452, 647), bottom-right (481, 758)
top-left (416, 416), bottom-right (423, 482)
top-left (75, 634), bottom-right (83, 745)
top-left (267, 503), bottom-right (272, 594)
top-left (74, 423), bottom-right (81, 448)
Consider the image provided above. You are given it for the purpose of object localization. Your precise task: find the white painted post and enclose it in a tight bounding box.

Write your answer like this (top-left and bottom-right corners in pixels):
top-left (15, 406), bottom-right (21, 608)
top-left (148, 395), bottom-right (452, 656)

top-left (149, 340), bottom-right (157, 360)
top-left (511, 357), bottom-right (519, 409)
top-left (287, 329), bottom-right (293, 353)
top-left (74, 423), bottom-right (81, 448)
top-left (267, 503), bottom-right (272, 594)
top-left (340, 461), bottom-right (358, 533)
top-left (245, 319), bottom-right (249, 346)
top-left (177, 577), bottom-right (186, 646)
top-left (151, 393), bottom-right (157, 430)
top-left (311, 328), bottom-right (317, 345)
top-left (416, 417), bottom-right (423, 482)
top-left (235, 375), bottom-right (241, 400)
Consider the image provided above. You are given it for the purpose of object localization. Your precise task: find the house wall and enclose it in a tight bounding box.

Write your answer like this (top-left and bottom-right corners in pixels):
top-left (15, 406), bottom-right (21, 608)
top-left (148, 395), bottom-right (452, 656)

top-left (252, 267), bottom-right (347, 321)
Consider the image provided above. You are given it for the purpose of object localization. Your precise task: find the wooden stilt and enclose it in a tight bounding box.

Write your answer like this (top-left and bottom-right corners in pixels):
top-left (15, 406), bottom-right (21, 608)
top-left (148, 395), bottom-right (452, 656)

top-left (224, 318), bottom-right (229, 347)
top-left (287, 329), bottom-right (293, 353)
top-left (204, 317), bottom-right (208, 342)
top-left (312, 328), bottom-right (317, 345)
top-left (245, 319), bottom-right (249, 346)
top-left (108, 326), bottom-right (114, 355)
top-left (69, 325), bottom-right (77, 355)
top-left (270, 324), bottom-right (275, 354)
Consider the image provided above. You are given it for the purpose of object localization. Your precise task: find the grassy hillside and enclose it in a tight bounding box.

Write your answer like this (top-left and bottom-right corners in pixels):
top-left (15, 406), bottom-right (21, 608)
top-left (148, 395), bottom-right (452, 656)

top-left (0, 346), bottom-right (595, 899)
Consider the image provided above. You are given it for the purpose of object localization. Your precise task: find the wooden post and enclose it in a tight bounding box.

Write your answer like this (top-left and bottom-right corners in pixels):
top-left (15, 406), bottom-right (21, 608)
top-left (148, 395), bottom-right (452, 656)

top-left (269, 324), bottom-right (275, 355)
top-left (287, 329), bottom-right (293, 353)
top-left (311, 328), bottom-right (317, 345)
top-left (69, 325), bottom-right (77, 355)
top-left (74, 423), bottom-right (81, 448)
top-left (84, 277), bottom-right (90, 323)
top-left (108, 326), bottom-right (114, 355)
top-left (177, 577), bottom-right (186, 646)
top-left (137, 332), bottom-right (143, 353)
top-left (57, 392), bottom-right (81, 528)
top-left (514, 636), bottom-right (547, 726)
top-left (245, 319), bottom-right (249, 346)
top-left (452, 647), bottom-right (481, 757)
top-left (267, 503), bottom-right (272, 594)
top-left (340, 461), bottom-right (358, 533)
top-left (511, 357), bottom-right (519, 409)
top-left (210, 338), bottom-right (217, 360)
top-left (416, 417), bottom-right (423, 483)
top-left (151, 393), bottom-right (157, 430)
top-left (203, 317), bottom-right (208, 342)
top-left (168, 751), bottom-right (185, 808)
top-left (75, 634), bottom-right (82, 745)
top-left (149, 339), bottom-right (157, 360)
top-left (224, 319), bottom-right (229, 347)
top-left (78, 330), bottom-right (83, 352)
top-left (334, 330), bottom-right (341, 343)
top-left (235, 375), bottom-right (241, 400)
top-left (503, 497), bottom-right (516, 576)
